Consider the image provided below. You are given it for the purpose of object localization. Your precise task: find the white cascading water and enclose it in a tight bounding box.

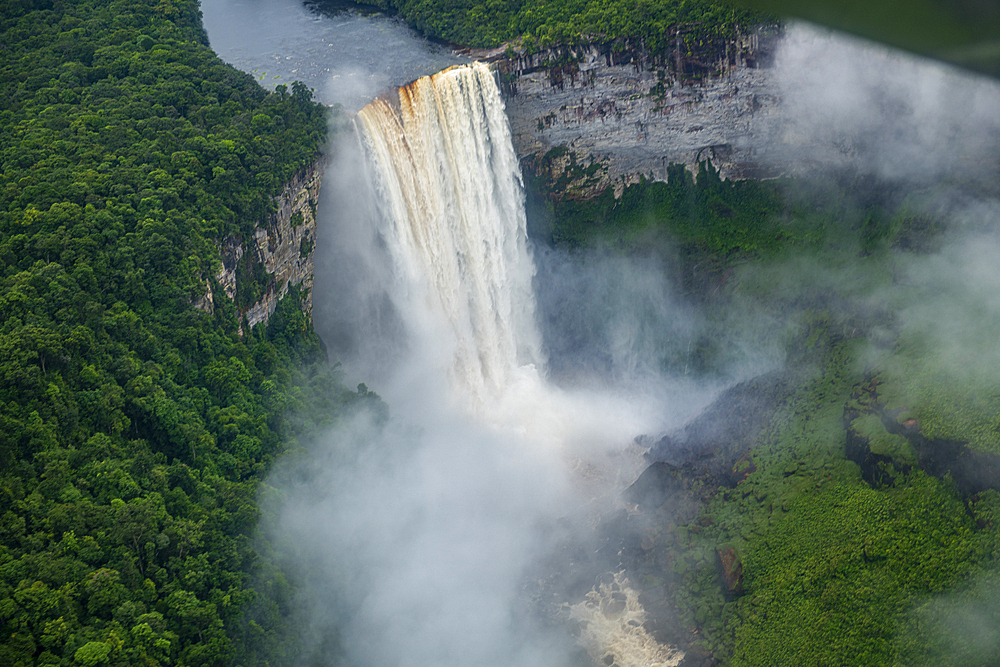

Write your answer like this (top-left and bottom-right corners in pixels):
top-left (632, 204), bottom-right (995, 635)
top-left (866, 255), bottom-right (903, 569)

top-left (353, 62), bottom-right (683, 667)
top-left (357, 62), bottom-right (542, 408)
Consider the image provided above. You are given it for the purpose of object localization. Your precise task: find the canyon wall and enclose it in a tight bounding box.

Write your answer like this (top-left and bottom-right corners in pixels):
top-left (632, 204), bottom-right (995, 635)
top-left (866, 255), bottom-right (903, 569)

top-left (197, 30), bottom-right (788, 327)
top-left (495, 30), bottom-right (786, 197)
top-left (199, 158), bottom-right (326, 329)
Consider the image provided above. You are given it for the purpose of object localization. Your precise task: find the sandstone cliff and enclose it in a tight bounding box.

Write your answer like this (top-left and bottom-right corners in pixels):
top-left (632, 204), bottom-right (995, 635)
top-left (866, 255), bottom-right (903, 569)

top-left (496, 29), bottom-right (785, 197)
top-left (199, 158), bottom-right (326, 329)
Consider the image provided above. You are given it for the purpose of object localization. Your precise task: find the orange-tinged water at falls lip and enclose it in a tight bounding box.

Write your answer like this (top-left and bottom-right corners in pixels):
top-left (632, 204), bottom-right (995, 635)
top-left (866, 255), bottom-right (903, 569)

top-left (366, 64), bottom-right (466, 116)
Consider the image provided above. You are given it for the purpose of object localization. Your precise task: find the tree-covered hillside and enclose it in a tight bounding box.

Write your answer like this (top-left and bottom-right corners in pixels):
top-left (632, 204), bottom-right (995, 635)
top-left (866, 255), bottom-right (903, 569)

top-left (540, 164), bottom-right (1000, 666)
top-left (0, 0), bottom-right (369, 665)
top-left (364, 0), bottom-right (770, 50)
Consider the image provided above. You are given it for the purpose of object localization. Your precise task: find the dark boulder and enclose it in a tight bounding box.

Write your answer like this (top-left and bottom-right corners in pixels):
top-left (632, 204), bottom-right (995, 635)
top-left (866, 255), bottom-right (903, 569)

top-left (716, 547), bottom-right (743, 597)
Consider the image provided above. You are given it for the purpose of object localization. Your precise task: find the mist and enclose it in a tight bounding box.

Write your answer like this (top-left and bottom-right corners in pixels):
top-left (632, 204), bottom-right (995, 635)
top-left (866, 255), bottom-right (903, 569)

top-left (533, 245), bottom-right (783, 391)
top-left (270, 64), bottom-right (730, 667)
top-left (771, 23), bottom-right (1000, 190)
top-left (262, 406), bottom-right (582, 667)
top-left (758, 23), bottom-right (1000, 365)
top-left (258, 20), bottom-right (1000, 667)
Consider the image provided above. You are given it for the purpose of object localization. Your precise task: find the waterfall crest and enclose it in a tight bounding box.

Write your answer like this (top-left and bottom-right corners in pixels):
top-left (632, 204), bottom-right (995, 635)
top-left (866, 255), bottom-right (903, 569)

top-left (357, 63), bottom-right (542, 406)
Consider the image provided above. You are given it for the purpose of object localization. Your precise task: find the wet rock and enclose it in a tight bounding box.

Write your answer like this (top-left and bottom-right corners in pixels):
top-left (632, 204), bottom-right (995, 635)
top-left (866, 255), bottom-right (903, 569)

top-left (678, 645), bottom-right (713, 667)
top-left (881, 412), bottom-right (1000, 497)
top-left (500, 34), bottom-right (787, 190)
top-left (716, 547), bottom-right (744, 596)
top-left (625, 462), bottom-right (686, 511)
top-left (848, 392), bottom-right (1000, 496)
top-left (645, 369), bottom-right (800, 494)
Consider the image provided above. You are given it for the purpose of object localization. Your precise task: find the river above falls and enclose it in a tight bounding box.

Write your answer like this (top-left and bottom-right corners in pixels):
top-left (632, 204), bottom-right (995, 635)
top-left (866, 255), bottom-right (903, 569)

top-left (201, 0), bottom-right (468, 112)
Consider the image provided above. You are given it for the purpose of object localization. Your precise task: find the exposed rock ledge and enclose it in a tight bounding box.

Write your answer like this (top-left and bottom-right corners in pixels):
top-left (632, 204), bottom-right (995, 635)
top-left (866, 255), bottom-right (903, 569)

top-left (496, 30), bottom-right (785, 197)
top-left (195, 158), bottom-right (326, 329)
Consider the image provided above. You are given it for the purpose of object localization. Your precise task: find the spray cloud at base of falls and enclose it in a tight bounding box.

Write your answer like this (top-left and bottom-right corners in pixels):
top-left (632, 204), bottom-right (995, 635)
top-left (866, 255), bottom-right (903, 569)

top-left (277, 62), bottom-right (710, 667)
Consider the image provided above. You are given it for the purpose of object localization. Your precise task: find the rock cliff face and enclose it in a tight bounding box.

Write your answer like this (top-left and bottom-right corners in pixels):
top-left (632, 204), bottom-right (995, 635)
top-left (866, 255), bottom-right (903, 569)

top-left (197, 32), bottom-right (784, 325)
top-left (205, 158), bottom-right (326, 329)
top-left (496, 30), bottom-right (785, 196)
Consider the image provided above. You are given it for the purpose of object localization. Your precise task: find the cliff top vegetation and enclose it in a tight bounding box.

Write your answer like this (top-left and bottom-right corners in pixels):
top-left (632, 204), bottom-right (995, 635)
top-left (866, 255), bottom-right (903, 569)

top-left (363, 0), bottom-right (773, 51)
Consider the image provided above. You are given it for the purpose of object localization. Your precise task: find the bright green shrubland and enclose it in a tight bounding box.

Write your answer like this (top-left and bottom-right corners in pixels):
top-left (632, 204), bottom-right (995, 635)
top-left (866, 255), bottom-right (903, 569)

top-left (0, 0), bottom-right (371, 665)
top-left (553, 165), bottom-right (1000, 664)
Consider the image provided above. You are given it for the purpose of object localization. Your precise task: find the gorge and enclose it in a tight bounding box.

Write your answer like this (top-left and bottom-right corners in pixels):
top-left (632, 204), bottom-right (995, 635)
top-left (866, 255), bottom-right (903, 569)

top-left (237, 10), bottom-right (1000, 666)
top-left (277, 60), bottom-right (697, 667)
top-left (4, 0), bottom-right (1000, 665)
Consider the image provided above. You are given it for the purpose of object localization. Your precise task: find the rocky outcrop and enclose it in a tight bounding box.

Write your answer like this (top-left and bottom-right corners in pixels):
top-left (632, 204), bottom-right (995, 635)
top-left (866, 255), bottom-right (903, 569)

top-left (716, 547), bottom-right (743, 596)
top-left (846, 376), bottom-right (1000, 496)
top-left (204, 158), bottom-right (326, 329)
top-left (496, 30), bottom-right (785, 196)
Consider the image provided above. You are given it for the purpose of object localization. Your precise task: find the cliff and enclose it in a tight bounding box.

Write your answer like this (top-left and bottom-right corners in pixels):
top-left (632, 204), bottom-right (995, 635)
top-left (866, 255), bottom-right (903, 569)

top-left (496, 29), bottom-right (785, 197)
top-left (200, 158), bottom-right (326, 329)
top-left (200, 30), bottom-right (781, 325)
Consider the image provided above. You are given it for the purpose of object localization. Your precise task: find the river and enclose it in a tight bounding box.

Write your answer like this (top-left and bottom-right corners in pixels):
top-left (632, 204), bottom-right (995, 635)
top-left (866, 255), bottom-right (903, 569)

top-left (201, 0), bottom-right (467, 112)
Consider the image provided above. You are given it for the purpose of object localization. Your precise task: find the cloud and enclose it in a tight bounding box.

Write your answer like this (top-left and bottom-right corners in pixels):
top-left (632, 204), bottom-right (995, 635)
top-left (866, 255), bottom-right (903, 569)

top-left (770, 23), bottom-right (1000, 187)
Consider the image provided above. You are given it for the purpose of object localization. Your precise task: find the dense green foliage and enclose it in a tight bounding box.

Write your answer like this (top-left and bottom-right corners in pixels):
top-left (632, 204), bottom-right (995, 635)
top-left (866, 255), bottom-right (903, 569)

top-left (365, 0), bottom-right (770, 50)
top-left (653, 334), bottom-right (1000, 665)
top-left (693, 185), bottom-right (1000, 665)
top-left (0, 0), bottom-right (368, 665)
top-left (667, 340), bottom-right (998, 665)
top-left (555, 167), bottom-right (1000, 664)
top-left (543, 160), bottom-right (788, 263)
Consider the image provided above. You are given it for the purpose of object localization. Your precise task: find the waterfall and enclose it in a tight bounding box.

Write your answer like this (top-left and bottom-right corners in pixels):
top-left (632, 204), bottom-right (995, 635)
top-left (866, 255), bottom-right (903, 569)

top-left (356, 62), bottom-right (542, 407)
top-left (295, 61), bottom-right (688, 667)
